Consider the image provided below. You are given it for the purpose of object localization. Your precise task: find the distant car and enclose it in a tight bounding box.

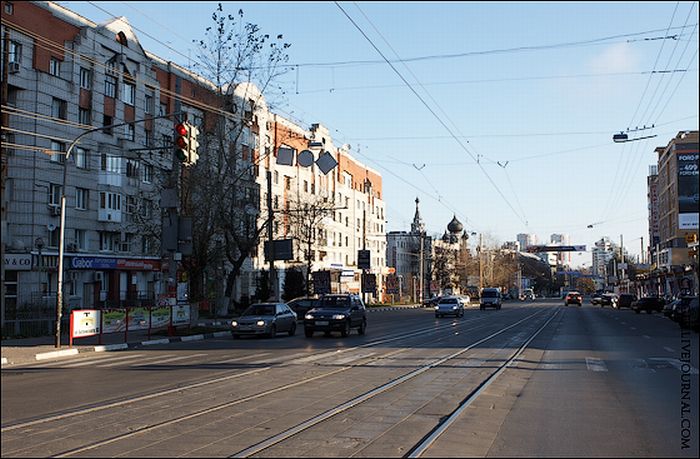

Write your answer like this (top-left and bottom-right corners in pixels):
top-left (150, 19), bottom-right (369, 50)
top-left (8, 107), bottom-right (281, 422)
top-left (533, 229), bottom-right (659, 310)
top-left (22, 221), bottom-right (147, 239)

top-left (631, 296), bottom-right (665, 314)
top-left (520, 289), bottom-right (535, 301)
top-left (617, 293), bottom-right (637, 309)
top-left (435, 296), bottom-right (465, 318)
top-left (564, 291), bottom-right (582, 307)
top-left (231, 303), bottom-right (297, 339)
top-left (422, 296), bottom-right (442, 308)
top-left (590, 292), bottom-right (604, 305)
top-left (480, 288), bottom-right (502, 310)
top-left (304, 294), bottom-right (367, 337)
top-left (671, 296), bottom-right (696, 324)
top-left (663, 298), bottom-right (680, 318)
top-left (286, 297), bottom-right (320, 321)
top-left (680, 297), bottom-right (699, 330)
top-left (600, 293), bottom-right (618, 308)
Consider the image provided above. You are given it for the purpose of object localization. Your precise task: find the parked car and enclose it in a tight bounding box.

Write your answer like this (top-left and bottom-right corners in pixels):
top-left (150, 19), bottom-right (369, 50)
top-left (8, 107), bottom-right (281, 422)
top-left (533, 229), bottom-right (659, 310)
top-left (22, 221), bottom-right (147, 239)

top-left (631, 296), bottom-right (665, 314)
top-left (231, 303), bottom-right (297, 339)
top-left (422, 296), bottom-right (442, 308)
top-left (480, 288), bottom-right (502, 310)
top-left (671, 296), bottom-right (696, 324)
top-left (590, 292), bottom-right (604, 305)
top-left (663, 298), bottom-right (680, 318)
top-left (564, 291), bottom-right (582, 307)
top-left (617, 293), bottom-right (637, 309)
top-left (286, 297), bottom-right (320, 321)
top-left (435, 296), bottom-right (465, 318)
top-left (304, 294), bottom-right (367, 337)
top-left (600, 293), bottom-right (618, 308)
top-left (680, 297), bottom-right (699, 330)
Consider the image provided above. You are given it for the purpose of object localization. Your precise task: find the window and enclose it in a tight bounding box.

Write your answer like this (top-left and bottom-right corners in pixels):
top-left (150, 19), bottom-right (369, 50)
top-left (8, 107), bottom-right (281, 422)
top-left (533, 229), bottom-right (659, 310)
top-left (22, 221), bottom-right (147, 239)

top-left (99, 191), bottom-right (121, 211)
top-left (140, 164), bottom-right (153, 184)
top-left (125, 195), bottom-right (136, 214)
top-left (274, 170), bottom-right (279, 184)
top-left (120, 234), bottom-right (132, 253)
top-left (50, 140), bottom-right (65, 163)
top-left (104, 75), bottom-right (117, 98)
top-left (48, 226), bottom-right (60, 248)
top-left (79, 67), bottom-right (91, 89)
top-left (79, 107), bottom-right (91, 126)
top-left (159, 103), bottom-right (167, 116)
top-left (8, 41), bottom-right (21, 64)
top-left (144, 128), bottom-right (153, 147)
top-left (99, 231), bottom-right (120, 252)
top-left (100, 153), bottom-right (121, 173)
top-left (145, 92), bottom-right (153, 114)
top-left (285, 176), bottom-right (291, 191)
top-left (124, 123), bottom-right (135, 141)
top-left (126, 159), bottom-right (139, 177)
top-left (122, 81), bottom-right (135, 105)
top-left (5, 2), bottom-right (13, 14)
top-left (140, 199), bottom-right (154, 219)
top-left (304, 180), bottom-right (308, 193)
top-left (74, 147), bottom-right (88, 169)
top-left (51, 98), bottom-right (67, 120)
top-left (311, 183), bottom-right (315, 194)
top-left (49, 183), bottom-right (62, 205)
top-left (74, 229), bottom-right (86, 250)
top-left (102, 115), bottom-right (113, 135)
top-left (49, 57), bottom-right (61, 77)
top-left (76, 188), bottom-right (88, 210)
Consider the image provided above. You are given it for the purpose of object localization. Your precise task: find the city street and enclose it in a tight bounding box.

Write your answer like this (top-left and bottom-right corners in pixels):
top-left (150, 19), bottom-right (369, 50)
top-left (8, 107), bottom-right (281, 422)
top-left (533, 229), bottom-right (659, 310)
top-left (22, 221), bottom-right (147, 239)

top-left (2, 300), bottom-right (698, 457)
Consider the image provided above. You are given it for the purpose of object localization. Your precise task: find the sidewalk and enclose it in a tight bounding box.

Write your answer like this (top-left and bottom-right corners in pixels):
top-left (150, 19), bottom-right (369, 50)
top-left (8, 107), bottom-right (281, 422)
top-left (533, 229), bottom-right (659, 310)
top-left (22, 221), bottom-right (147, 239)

top-left (1, 318), bottom-right (232, 367)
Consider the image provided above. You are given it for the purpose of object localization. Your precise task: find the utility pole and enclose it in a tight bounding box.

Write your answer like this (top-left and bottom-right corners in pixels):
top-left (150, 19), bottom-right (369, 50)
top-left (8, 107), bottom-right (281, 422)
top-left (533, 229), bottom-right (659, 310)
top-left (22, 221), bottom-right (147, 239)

top-left (419, 232), bottom-right (425, 304)
top-left (1, 30), bottom-right (10, 331)
top-left (478, 233), bottom-right (483, 292)
top-left (362, 208), bottom-right (366, 304)
top-left (267, 170), bottom-right (276, 301)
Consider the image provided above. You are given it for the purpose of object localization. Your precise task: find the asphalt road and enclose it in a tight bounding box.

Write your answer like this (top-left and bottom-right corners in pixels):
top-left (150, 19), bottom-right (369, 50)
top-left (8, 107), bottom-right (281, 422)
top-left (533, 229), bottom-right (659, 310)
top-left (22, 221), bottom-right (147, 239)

top-left (2, 300), bottom-right (698, 457)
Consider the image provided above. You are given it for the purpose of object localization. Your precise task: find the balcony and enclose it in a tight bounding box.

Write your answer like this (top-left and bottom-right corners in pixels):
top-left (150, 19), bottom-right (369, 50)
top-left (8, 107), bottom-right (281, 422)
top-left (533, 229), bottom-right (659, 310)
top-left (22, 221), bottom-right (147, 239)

top-left (98, 171), bottom-right (122, 187)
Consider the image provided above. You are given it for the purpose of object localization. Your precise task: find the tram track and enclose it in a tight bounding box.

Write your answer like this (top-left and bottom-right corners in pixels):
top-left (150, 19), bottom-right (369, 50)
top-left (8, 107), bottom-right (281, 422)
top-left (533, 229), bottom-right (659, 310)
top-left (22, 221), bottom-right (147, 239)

top-left (2, 305), bottom-right (552, 458)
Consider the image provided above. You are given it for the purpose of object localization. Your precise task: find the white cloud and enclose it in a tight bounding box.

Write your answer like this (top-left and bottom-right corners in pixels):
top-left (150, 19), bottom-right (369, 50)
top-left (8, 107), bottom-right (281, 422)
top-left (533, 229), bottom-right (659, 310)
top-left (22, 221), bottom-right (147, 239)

top-left (587, 42), bottom-right (640, 74)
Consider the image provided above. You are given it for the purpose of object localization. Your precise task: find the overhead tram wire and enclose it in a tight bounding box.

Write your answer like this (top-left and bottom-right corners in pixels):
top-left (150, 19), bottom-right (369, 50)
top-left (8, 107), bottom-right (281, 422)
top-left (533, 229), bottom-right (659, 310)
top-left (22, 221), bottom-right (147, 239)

top-left (599, 2), bottom-right (681, 223)
top-left (335, 2), bottom-right (529, 229)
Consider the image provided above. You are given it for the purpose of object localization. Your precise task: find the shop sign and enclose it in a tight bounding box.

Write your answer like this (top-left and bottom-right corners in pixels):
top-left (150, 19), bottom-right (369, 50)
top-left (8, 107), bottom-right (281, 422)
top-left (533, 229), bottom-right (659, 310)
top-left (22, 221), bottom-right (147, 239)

top-left (4, 254), bottom-right (32, 271)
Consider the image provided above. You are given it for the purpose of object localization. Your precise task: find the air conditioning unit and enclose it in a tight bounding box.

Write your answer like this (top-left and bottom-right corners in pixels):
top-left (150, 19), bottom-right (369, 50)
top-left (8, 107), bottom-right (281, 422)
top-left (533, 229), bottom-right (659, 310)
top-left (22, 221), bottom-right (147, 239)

top-left (93, 272), bottom-right (104, 283)
top-left (48, 204), bottom-right (61, 216)
top-left (8, 62), bottom-right (20, 73)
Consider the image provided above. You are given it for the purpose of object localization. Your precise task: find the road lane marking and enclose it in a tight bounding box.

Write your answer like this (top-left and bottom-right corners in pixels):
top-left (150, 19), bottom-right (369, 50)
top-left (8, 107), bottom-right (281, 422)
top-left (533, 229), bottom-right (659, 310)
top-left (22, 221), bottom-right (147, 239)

top-left (131, 353), bottom-right (208, 367)
top-left (97, 354), bottom-right (176, 368)
top-left (648, 358), bottom-right (699, 374)
top-left (586, 357), bottom-right (608, 372)
top-left (334, 352), bottom-right (376, 365)
top-left (664, 346), bottom-right (675, 353)
top-left (643, 335), bottom-right (650, 339)
top-left (61, 354), bottom-right (146, 368)
top-left (212, 352), bottom-right (271, 364)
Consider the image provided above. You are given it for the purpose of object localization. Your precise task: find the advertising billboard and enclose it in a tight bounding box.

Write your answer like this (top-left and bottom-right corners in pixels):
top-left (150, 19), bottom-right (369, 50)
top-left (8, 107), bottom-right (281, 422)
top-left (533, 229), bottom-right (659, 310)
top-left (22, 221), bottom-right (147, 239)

top-left (677, 152), bottom-right (699, 230)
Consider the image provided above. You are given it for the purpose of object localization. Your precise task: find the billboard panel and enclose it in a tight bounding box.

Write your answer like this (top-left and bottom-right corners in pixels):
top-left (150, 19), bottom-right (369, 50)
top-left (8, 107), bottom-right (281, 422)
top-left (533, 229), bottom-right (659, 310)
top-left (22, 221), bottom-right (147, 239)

top-left (678, 152), bottom-right (699, 230)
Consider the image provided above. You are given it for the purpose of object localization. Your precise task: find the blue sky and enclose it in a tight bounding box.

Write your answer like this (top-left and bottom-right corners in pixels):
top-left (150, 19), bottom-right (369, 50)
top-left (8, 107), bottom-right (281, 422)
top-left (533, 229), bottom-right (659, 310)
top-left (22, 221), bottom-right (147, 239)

top-left (60, 1), bottom-right (699, 267)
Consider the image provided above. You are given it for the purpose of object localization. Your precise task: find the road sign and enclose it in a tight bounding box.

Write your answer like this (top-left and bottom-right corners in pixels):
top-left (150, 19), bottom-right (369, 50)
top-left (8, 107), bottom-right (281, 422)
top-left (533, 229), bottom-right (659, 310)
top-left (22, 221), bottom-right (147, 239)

top-left (385, 274), bottom-right (399, 294)
top-left (358, 250), bottom-right (371, 269)
top-left (362, 273), bottom-right (376, 294)
top-left (264, 239), bottom-right (294, 261)
top-left (313, 271), bottom-right (331, 294)
top-left (526, 245), bottom-right (586, 252)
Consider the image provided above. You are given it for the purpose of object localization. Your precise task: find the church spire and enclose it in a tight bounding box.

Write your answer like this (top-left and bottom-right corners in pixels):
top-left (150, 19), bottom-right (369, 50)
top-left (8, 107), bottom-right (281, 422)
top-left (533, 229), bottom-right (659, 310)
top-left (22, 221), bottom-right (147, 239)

top-left (411, 197), bottom-right (425, 234)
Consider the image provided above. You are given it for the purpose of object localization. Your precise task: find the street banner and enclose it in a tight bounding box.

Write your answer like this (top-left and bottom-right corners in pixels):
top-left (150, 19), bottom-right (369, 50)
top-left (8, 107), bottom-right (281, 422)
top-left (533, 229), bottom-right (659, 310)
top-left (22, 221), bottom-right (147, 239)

top-left (128, 307), bottom-right (149, 330)
top-left (677, 152), bottom-right (699, 229)
top-left (171, 304), bottom-right (190, 325)
top-left (385, 274), bottom-right (399, 294)
top-left (313, 270), bottom-right (331, 294)
top-left (71, 310), bottom-right (101, 338)
top-left (358, 250), bottom-right (371, 269)
top-left (102, 309), bottom-right (127, 333)
top-left (150, 307), bottom-right (171, 329)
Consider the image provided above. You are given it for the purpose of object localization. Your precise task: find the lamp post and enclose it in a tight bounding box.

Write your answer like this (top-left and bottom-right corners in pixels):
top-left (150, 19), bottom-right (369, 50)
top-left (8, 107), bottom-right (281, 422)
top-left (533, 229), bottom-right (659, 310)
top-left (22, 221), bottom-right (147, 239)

top-left (54, 114), bottom-right (179, 348)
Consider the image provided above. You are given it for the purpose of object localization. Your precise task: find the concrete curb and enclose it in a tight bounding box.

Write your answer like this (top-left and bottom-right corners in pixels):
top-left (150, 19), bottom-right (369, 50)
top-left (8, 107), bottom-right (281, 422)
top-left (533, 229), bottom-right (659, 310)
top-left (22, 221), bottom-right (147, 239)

top-left (35, 349), bottom-right (79, 360)
top-left (94, 343), bottom-right (128, 352)
top-left (142, 338), bottom-right (171, 346)
top-left (213, 331), bottom-right (230, 338)
top-left (180, 334), bottom-right (204, 342)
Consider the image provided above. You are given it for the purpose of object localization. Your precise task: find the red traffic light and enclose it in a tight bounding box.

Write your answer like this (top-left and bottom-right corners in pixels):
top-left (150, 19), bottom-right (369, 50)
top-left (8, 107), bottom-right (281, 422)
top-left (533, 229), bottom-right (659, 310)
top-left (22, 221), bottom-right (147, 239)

top-left (175, 123), bottom-right (188, 136)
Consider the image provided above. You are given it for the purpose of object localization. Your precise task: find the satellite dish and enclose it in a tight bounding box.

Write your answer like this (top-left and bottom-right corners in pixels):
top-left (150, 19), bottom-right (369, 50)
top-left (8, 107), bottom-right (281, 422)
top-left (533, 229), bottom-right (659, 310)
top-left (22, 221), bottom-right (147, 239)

top-left (47, 224), bottom-right (56, 232)
top-left (297, 150), bottom-right (314, 167)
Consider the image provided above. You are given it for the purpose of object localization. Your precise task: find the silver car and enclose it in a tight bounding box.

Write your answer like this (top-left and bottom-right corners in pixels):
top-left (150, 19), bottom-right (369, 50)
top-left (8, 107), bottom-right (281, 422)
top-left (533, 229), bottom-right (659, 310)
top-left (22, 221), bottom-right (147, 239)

top-left (435, 296), bottom-right (465, 318)
top-left (231, 303), bottom-right (297, 338)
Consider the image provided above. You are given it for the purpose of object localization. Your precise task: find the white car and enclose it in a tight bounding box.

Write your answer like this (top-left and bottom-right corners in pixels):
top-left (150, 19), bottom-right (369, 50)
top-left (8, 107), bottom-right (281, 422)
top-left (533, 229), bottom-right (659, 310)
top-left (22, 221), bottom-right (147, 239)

top-left (435, 296), bottom-right (465, 318)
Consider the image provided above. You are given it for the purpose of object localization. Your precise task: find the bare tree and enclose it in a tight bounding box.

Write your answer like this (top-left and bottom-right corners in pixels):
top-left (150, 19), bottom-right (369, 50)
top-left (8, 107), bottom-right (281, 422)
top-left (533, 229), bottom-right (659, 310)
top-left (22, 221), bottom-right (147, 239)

top-left (181, 4), bottom-right (291, 312)
top-left (284, 194), bottom-right (337, 295)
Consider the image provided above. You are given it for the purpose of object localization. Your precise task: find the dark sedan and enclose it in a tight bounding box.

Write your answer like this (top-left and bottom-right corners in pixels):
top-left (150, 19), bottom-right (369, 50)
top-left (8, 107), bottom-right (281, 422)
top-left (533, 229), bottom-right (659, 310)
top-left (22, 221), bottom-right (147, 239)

top-left (600, 293), bottom-right (618, 308)
top-left (616, 293), bottom-right (637, 309)
top-left (287, 297), bottom-right (320, 322)
top-left (632, 296), bottom-right (666, 314)
top-left (304, 294), bottom-right (367, 337)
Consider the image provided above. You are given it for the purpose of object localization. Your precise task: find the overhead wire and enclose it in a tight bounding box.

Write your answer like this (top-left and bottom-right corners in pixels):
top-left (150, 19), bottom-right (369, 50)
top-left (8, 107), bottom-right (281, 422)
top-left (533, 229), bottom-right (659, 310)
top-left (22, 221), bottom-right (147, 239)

top-left (335, 2), bottom-right (527, 230)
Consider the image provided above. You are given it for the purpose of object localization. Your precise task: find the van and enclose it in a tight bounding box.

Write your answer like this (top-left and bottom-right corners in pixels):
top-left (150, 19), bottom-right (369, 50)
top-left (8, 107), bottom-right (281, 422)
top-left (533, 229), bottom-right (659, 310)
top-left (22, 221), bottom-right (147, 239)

top-left (480, 288), bottom-right (502, 310)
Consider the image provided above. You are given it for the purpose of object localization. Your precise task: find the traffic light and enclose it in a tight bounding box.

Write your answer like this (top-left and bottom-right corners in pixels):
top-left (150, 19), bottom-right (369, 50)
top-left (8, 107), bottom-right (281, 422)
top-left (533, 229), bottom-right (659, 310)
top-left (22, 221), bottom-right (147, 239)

top-left (174, 122), bottom-right (189, 163)
top-left (188, 123), bottom-right (200, 165)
